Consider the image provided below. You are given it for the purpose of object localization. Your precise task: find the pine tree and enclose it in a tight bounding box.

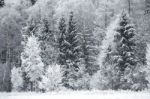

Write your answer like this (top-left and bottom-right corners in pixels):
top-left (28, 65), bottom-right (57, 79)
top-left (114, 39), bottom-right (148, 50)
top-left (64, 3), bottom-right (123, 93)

top-left (38, 18), bottom-right (58, 67)
top-left (114, 12), bottom-right (137, 72)
top-left (58, 12), bottom-right (83, 89)
top-left (21, 35), bottom-right (44, 91)
top-left (113, 12), bottom-right (137, 89)
top-left (82, 28), bottom-right (99, 76)
top-left (58, 16), bottom-right (67, 66)
top-left (0, 0), bottom-right (4, 7)
top-left (106, 12), bottom-right (138, 90)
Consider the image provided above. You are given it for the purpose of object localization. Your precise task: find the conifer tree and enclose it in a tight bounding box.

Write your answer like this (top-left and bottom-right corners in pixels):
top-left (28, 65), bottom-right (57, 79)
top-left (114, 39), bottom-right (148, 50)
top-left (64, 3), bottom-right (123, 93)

top-left (104, 11), bottom-right (140, 90)
top-left (38, 18), bottom-right (58, 67)
top-left (82, 28), bottom-right (99, 76)
top-left (113, 12), bottom-right (137, 89)
top-left (58, 16), bottom-right (67, 66)
top-left (58, 12), bottom-right (83, 89)
top-left (113, 12), bottom-right (137, 72)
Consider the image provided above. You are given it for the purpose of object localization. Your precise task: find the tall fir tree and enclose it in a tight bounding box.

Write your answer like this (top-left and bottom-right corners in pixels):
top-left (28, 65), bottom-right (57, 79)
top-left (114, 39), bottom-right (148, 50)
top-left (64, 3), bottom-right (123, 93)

top-left (107, 12), bottom-right (147, 90)
top-left (37, 18), bottom-right (58, 67)
top-left (114, 12), bottom-right (137, 73)
top-left (113, 12), bottom-right (137, 89)
top-left (58, 16), bottom-right (67, 66)
top-left (58, 12), bottom-right (83, 89)
top-left (82, 28), bottom-right (99, 76)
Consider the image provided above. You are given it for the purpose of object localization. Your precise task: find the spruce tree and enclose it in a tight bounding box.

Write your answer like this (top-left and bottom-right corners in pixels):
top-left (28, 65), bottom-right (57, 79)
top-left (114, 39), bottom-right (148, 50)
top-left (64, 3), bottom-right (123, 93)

top-left (82, 28), bottom-right (99, 76)
top-left (58, 16), bottom-right (67, 66)
top-left (38, 18), bottom-right (57, 67)
top-left (114, 12), bottom-right (137, 72)
top-left (58, 12), bottom-right (83, 89)
top-left (110, 12), bottom-right (137, 89)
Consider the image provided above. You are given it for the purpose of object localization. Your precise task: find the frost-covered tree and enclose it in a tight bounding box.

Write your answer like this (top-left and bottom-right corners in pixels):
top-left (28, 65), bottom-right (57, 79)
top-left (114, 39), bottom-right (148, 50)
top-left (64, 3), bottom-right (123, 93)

top-left (58, 12), bottom-right (83, 89)
top-left (113, 12), bottom-right (148, 91)
top-left (39, 64), bottom-right (63, 92)
top-left (21, 35), bottom-right (44, 91)
top-left (58, 16), bottom-right (67, 66)
top-left (37, 18), bottom-right (58, 67)
top-left (114, 12), bottom-right (137, 74)
top-left (81, 27), bottom-right (99, 76)
top-left (107, 12), bottom-right (138, 90)
top-left (11, 67), bottom-right (23, 91)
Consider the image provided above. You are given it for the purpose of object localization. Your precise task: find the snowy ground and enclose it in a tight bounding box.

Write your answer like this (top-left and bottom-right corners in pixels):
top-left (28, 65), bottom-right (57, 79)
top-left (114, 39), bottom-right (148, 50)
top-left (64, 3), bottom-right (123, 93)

top-left (0, 90), bottom-right (150, 99)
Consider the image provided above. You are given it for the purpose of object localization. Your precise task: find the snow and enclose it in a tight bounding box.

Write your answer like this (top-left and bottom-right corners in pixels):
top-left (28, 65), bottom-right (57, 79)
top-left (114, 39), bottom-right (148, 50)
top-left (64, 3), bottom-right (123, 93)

top-left (0, 91), bottom-right (150, 99)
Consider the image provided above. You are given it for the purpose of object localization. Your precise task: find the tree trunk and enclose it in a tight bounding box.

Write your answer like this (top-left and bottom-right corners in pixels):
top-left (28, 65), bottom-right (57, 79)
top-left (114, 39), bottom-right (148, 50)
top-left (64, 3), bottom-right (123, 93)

top-left (5, 31), bottom-right (12, 92)
top-left (127, 0), bottom-right (131, 15)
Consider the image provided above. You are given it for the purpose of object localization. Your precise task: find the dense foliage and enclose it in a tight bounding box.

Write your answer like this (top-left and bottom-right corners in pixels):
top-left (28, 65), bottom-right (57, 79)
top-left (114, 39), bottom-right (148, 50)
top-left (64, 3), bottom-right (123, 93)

top-left (0, 0), bottom-right (150, 92)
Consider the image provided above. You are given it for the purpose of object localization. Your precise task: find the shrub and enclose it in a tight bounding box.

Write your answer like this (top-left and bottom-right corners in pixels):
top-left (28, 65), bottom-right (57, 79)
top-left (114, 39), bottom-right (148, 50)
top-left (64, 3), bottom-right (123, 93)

top-left (39, 64), bottom-right (63, 91)
top-left (11, 67), bottom-right (23, 91)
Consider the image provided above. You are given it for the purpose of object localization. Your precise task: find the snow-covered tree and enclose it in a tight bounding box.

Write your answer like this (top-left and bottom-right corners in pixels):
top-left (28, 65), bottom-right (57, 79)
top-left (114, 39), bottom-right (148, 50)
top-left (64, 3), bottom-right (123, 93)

top-left (58, 16), bottom-right (67, 66)
top-left (39, 64), bottom-right (63, 92)
top-left (81, 27), bottom-right (99, 76)
top-left (21, 35), bottom-right (44, 91)
top-left (114, 12), bottom-right (137, 73)
top-left (58, 12), bottom-right (83, 90)
top-left (105, 12), bottom-right (138, 90)
top-left (11, 67), bottom-right (23, 91)
top-left (37, 18), bottom-right (58, 67)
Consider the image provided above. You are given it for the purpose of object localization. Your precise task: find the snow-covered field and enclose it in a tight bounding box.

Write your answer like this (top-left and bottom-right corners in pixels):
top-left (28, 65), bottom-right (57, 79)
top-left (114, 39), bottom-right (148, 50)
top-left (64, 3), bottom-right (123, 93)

top-left (0, 90), bottom-right (150, 99)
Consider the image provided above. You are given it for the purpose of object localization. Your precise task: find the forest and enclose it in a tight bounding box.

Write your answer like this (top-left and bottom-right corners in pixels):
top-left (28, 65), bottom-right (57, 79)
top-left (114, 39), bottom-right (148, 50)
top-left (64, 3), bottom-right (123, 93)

top-left (0, 0), bottom-right (150, 93)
